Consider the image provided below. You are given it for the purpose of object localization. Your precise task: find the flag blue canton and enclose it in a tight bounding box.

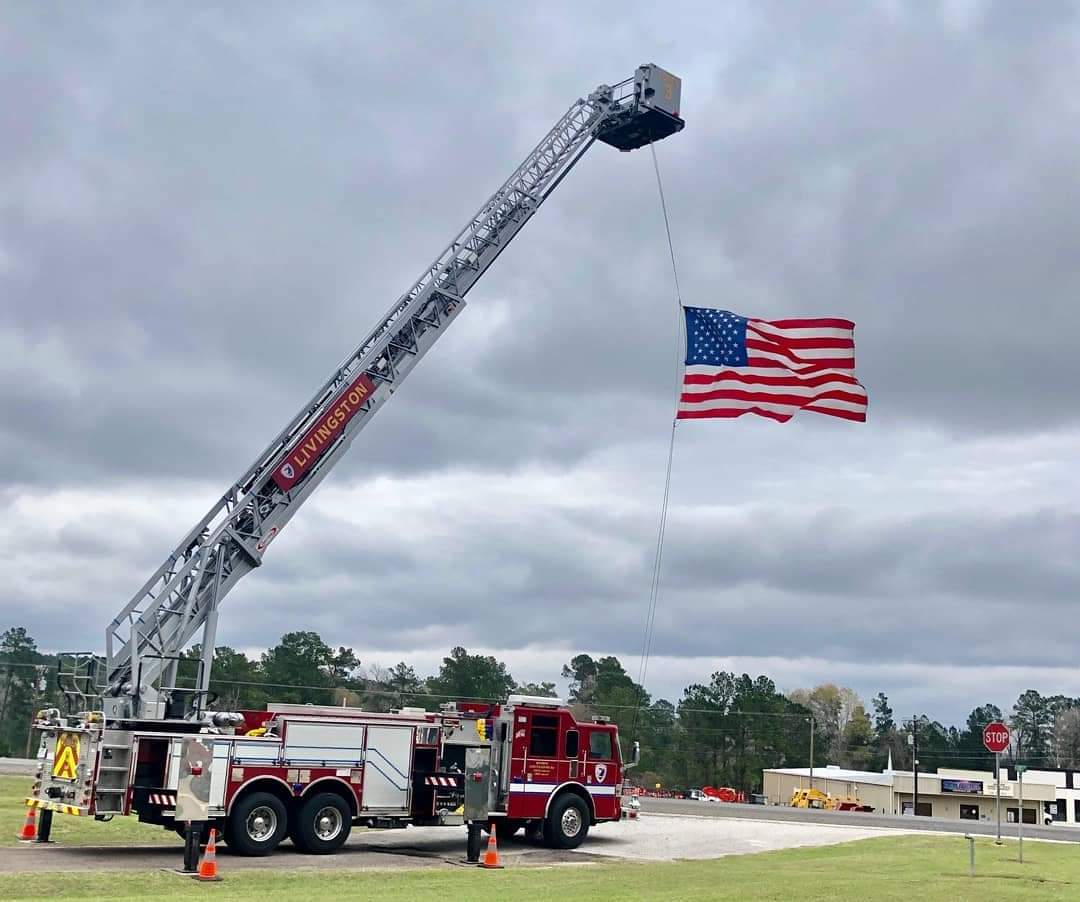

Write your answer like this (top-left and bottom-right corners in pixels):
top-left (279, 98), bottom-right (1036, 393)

top-left (684, 307), bottom-right (748, 367)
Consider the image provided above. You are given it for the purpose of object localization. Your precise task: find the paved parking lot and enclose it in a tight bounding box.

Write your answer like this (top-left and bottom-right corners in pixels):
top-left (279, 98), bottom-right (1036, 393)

top-left (640, 797), bottom-right (1080, 843)
top-left (587, 812), bottom-right (908, 861)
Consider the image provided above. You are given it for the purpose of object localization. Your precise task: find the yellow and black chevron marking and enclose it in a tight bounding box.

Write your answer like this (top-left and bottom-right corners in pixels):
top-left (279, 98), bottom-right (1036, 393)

top-left (24, 798), bottom-right (84, 816)
top-left (51, 732), bottom-right (80, 781)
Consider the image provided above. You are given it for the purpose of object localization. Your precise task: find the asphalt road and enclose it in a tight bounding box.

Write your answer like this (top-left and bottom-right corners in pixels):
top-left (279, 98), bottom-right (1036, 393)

top-left (0, 758), bottom-right (36, 777)
top-left (639, 797), bottom-right (1080, 843)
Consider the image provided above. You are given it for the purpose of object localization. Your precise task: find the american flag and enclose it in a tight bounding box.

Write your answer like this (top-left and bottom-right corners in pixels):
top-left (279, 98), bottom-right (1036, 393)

top-left (678, 306), bottom-right (868, 423)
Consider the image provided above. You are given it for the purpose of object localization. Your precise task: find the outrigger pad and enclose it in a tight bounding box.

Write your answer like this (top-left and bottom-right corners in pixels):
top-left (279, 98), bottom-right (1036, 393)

top-left (597, 109), bottom-right (685, 152)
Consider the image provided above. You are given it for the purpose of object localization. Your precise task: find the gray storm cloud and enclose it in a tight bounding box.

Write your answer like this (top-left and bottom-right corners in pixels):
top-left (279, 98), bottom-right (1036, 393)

top-left (3, 1), bottom-right (1080, 723)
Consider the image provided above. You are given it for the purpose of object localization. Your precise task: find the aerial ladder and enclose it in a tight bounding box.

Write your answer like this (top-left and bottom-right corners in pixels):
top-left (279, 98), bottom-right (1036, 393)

top-left (87, 64), bottom-right (684, 724)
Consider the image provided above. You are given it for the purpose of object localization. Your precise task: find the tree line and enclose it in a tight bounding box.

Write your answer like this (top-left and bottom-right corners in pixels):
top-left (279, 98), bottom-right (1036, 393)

top-left (3, 624), bottom-right (1080, 793)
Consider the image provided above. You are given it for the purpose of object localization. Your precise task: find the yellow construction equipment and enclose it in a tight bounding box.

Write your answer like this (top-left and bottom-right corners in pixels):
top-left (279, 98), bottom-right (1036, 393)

top-left (789, 788), bottom-right (873, 812)
top-left (790, 788), bottom-right (831, 809)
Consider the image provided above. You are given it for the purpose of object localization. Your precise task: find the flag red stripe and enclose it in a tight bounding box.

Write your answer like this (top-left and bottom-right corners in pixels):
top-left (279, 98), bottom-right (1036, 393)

top-left (750, 317), bottom-right (855, 329)
top-left (746, 338), bottom-right (854, 362)
top-left (680, 388), bottom-right (867, 406)
top-left (746, 351), bottom-right (856, 370)
top-left (803, 404), bottom-right (868, 422)
top-left (677, 407), bottom-right (792, 422)
top-left (748, 333), bottom-right (854, 350)
top-left (683, 370), bottom-right (861, 387)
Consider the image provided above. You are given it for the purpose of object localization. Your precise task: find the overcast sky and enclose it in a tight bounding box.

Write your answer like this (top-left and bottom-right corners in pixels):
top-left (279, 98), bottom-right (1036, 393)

top-left (3, 1), bottom-right (1079, 728)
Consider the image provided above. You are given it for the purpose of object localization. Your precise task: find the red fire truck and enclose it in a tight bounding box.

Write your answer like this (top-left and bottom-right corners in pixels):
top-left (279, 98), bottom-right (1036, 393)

top-left (25, 64), bottom-right (682, 862)
top-left (29, 695), bottom-right (632, 857)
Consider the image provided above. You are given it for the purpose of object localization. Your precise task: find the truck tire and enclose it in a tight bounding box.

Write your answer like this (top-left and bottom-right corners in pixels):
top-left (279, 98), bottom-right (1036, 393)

top-left (291, 792), bottom-right (352, 854)
top-left (227, 791), bottom-right (287, 857)
top-left (545, 794), bottom-right (590, 849)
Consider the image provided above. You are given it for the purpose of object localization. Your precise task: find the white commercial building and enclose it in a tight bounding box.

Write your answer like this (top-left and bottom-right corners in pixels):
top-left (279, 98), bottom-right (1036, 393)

top-left (997, 765), bottom-right (1080, 825)
top-left (763, 764), bottom-right (1056, 824)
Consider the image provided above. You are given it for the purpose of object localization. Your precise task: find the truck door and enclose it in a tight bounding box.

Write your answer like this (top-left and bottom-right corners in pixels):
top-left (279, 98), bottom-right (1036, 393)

top-left (584, 727), bottom-right (618, 819)
top-left (524, 714), bottom-right (559, 786)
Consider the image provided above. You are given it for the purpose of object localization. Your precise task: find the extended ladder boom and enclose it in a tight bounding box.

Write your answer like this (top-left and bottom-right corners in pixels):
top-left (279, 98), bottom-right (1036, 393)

top-left (103, 64), bottom-right (684, 721)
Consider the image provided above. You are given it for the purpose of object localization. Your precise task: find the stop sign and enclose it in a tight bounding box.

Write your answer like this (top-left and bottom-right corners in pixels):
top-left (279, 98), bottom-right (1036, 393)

top-left (983, 721), bottom-right (1011, 754)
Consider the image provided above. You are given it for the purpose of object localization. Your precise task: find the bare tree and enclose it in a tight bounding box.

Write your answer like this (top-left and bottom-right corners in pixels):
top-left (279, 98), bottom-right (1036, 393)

top-left (1054, 708), bottom-right (1080, 768)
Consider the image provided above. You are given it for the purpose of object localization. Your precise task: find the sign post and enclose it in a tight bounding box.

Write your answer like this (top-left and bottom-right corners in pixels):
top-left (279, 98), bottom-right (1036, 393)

top-left (1016, 764), bottom-right (1026, 864)
top-left (982, 721), bottom-right (1011, 845)
top-left (995, 752), bottom-right (1001, 843)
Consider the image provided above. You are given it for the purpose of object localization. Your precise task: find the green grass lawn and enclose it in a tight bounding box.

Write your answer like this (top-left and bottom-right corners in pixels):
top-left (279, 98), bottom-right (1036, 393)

top-left (1, 836), bottom-right (1078, 901)
top-left (4, 775), bottom-right (1079, 901)
top-left (2, 776), bottom-right (179, 848)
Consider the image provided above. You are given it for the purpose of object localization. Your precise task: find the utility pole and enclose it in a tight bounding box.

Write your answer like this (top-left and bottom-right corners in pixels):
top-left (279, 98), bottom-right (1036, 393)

top-left (24, 665), bottom-right (48, 757)
top-left (911, 715), bottom-right (920, 815)
top-left (808, 716), bottom-right (815, 790)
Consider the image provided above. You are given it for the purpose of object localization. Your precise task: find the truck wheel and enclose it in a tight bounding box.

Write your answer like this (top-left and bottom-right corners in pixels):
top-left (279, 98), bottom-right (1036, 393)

top-left (227, 791), bottom-right (287, 857)
top-left (292, 793), bottom-right (352, 854)
top-left (545, 794), bottom-right (590, 850)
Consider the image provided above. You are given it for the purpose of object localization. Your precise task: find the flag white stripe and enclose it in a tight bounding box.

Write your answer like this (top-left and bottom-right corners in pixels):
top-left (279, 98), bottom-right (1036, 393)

top-left (747, 322), bottom-right (854, 342)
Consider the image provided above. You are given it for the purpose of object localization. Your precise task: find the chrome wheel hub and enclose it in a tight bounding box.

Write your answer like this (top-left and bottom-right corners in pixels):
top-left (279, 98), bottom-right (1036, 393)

top-left (247, 805), bottom-right (277, 842)
top-left (560, 807), bottom-right (582, 838)
top-left (314, 806), bottom-right (343, 841)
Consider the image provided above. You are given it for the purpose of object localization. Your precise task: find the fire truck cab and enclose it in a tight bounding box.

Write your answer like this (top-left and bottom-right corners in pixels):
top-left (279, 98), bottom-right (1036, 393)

top-left (27, 694), bottom-right (634, 857)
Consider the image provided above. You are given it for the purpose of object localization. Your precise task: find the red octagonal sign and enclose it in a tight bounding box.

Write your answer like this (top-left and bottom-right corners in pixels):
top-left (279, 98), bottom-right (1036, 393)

top-left (983, 721), bottom-right (1011, 754)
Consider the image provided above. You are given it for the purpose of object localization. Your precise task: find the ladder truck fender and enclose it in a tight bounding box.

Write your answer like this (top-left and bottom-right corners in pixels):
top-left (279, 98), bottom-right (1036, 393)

top-left (226, 774), bottom-right (294, 816)
top-left (296, 775), bottom-right (359, 816)
top-left (544, 782), bottom-right (596, 823)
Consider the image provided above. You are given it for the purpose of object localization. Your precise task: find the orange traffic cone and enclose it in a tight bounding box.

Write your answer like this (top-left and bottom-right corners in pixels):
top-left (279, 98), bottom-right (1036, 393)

top-left (195, 828), bottom-right (222, 882)
top-left (478, 823), bottom-right (504, 869)
top-left (17, 807), bottom-right (37, 842)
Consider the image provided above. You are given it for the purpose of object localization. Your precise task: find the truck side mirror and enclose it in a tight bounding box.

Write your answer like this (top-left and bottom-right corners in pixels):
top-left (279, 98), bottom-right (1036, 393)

top-left (628, 740), bottom-right (641, 769)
